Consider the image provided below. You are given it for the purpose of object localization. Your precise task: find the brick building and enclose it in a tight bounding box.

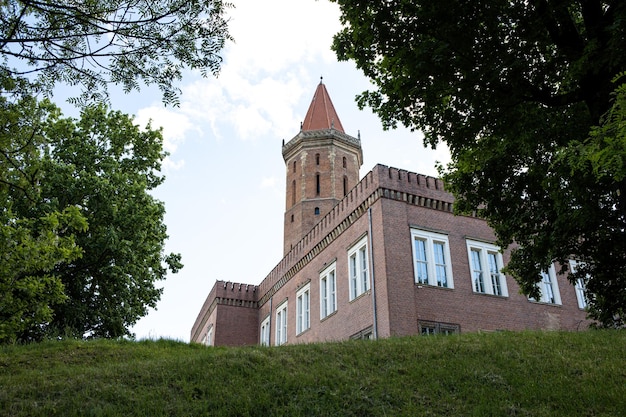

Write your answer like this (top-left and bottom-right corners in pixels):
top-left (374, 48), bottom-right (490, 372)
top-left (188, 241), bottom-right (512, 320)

top-left (190, 81), bottom-right (589, 346)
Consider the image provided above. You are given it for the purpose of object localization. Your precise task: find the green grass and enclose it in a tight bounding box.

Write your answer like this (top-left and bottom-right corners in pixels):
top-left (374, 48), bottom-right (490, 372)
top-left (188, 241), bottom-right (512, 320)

top-left (1, 331), bottom-right (625, 416)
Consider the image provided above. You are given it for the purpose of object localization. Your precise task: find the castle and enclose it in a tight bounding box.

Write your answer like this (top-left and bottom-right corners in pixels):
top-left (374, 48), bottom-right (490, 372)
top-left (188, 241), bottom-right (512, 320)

top-left (190, 81), bottom-right (589, 346)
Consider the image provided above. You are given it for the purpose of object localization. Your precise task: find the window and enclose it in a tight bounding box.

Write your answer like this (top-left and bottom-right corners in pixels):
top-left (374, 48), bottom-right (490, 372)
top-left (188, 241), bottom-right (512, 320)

top-left (350, 326), bottom-right (373, 340)
top-left (292, 180), bottom-right (296, 206)
top-left (316, 153), bottom-right (320, 165)
top-left (411, 229), bottom-right (453, 288)
top-left (293, 160), bottom-right (296, 173)
top-left (533, 264), bottom-right (562, 305)
top-left (419, 321), bottom-right (460, 335)
top-left (296, 284), bottom-right (310, 335)
top-left (260, 316), bottom-right (270, 346)
top-left (203, 326), bottom-right (213, 346)
top-left (348, 236), bottom-right (369, 300)
top-left (466, 240), bottom-right (508, 296)
top-left (569, 260), bottom-right (588, 309)
top-left (275, 301), bottom-right (288, 345)
top-left (343, 176), bottom-right (348, 196)
top-left (316, 173), bottom-right (321, 195)
top-left (314, 207), bottom-right (320, 215)
top-left (320, 263), bottom-right (337, 319)
top-left (343, 156), bottom-right (347, 168)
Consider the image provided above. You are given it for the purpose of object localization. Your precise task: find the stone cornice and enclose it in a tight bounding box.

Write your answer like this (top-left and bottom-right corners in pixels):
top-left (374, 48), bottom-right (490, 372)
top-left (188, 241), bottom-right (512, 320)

top-left (282, 129), bottom-right (361, 161)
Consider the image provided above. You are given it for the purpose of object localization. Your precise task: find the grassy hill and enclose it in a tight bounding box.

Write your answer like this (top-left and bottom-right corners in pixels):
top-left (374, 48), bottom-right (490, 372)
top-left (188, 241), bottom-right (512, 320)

top-left (1, 330), bottom-right (624, 416)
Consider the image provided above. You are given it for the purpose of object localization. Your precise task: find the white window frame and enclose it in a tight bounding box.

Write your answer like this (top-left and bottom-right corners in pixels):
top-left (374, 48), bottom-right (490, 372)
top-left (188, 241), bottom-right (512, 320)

top-left (260, 316), bottom-right (270, 346)
top-left (275, 301), bottom-right (288, 346)
top-left (296, 284), bottom-right (311, 335)
top-left (466, 239), bottom-right (508, 297)
top-left (411, 229), bottom-right (454, 288)
top-left (348, 236), bottom-right (369, 301)
top-left (203, 325), bottom-right (213, 346)
top-left (320, 262), bottom-right (337, 319)
top-left (569, 260), bottom-right (588, 309)
top-left (532, 264), bottom-right (562, 305)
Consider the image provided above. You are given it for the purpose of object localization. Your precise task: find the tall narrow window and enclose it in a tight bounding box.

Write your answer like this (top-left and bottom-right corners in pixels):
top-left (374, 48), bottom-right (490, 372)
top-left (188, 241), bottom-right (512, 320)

top-left (275, 301), bottom-right (288, 345)
top-left (320, 263), bottom-right (337, 319)
top-left (541, 271), bottom-right (555, 303)
top-left (348, 236), bottom-right (369, 300)
top-left (316, 153), bottom-right (320, 165)
top-left (569, 260), bottom-right (588, 309)
top-left (411, 229), bottom-right (453, 288)
top-left (292, 180), bottom-right (296, 206)
top-left (466, 240), bottom-right (508, 296)
top-left (488, 252), bottom-right (502, 296)
top-left (414, 239), bottom-right (428, 284)
top-left (316, 173), bottom-right (320, 195)
top-left (293, 160), bottom-right (296, 173)
top-left (343, 176), bottom-right (348, 196)
top-left (260, 316), bottom-right (270, 346)
top-left (470, 250), bottom-right (484, 293)
top-left (533, 265), bottom-right (561, 305)
top-left (296, 284), bottom-right (310, 334)
top-left (343, 156), bottom-right (347, 168)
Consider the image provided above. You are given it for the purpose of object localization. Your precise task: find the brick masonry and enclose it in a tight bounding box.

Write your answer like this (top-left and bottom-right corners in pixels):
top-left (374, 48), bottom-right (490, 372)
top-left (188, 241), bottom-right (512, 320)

top-left (191, 163), bottom-right (590, 345)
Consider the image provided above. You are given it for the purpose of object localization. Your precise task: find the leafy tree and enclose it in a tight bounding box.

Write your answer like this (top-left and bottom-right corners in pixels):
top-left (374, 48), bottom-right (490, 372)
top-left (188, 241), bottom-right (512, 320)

top-left (0, 77), bottom-right (87, 343)
top-left (1, 80), bottom-right (181, 341)
top-left (0, 0), bottom-right (232, 105)
top-left (35, 104), bottom-right (183, 339)
top-left (331, 0), bottom-right (626, 326)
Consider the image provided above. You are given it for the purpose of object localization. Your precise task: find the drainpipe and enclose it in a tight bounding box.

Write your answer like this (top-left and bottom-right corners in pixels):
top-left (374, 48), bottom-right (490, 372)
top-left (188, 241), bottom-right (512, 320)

top-left (268, 296), bottom-right (273, 346)
top-left (368, 207), bottom-right (378, 340)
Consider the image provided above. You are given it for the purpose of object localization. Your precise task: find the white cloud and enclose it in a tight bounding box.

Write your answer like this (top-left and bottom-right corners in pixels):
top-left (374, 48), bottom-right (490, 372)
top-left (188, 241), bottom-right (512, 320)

top-left (133, 0), bottom-right (343, 148)
top-left (135, 106), bottom-right (195, 154)
top-left (260, 176), bottom-right (279, 189)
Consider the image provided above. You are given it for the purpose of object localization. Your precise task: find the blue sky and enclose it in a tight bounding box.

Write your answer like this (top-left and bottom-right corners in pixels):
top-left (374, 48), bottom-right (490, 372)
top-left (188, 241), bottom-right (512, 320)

top-left (90, 0), bottom-right (451, 341)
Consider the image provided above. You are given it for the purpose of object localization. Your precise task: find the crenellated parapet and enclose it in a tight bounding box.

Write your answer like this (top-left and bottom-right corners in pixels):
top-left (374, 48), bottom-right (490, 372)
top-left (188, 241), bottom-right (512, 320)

top-left (190, 280), bottom-right (258, 342)
top-left (282, 128), bottom-right (362, 162)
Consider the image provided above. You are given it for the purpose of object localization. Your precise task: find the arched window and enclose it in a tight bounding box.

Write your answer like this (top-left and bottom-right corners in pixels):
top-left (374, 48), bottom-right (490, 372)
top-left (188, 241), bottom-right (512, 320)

top-left (316, 153), bottom-right (320, 165)
top-left (292, 180), bottom-right (296, 206)
top-left (343, 156), bottom-right (347, 168)
top-left (293, 160), bottom-right (296, 173)
top-left (316, 173), bottom-right (321, 195)
top-left (314, 207), bottom-right (320, 215)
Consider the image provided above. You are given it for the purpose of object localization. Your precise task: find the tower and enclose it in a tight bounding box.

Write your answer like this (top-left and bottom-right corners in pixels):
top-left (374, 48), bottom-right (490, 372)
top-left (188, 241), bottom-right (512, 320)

top-left (282, 80), bottom-right (363, 254)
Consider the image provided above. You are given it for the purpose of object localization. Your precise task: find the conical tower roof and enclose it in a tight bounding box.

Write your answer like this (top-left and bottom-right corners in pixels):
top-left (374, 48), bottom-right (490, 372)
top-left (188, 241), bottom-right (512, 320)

top-left (301, 78), bottom-right (345, 133)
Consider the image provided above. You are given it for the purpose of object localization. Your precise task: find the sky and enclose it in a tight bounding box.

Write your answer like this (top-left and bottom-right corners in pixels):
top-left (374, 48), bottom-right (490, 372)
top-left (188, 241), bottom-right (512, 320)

top-left (95, 0), bottom-right (452, 341)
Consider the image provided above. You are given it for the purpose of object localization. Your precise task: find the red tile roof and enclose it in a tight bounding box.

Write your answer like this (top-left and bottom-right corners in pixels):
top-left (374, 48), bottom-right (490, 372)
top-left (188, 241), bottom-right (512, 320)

top-left (301, 79), bottom-right (345, 133)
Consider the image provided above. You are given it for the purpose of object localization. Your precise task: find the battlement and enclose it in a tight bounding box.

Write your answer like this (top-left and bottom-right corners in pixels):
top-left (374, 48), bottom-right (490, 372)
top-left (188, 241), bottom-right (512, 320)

top-left (190, 280), bottom-right (258, 342)
top-left (282, 128), bottom-right (361, 158)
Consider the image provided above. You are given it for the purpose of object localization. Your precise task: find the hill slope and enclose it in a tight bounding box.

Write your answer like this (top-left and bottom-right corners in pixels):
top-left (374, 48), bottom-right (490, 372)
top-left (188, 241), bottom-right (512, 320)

top-left (1, 331), bottom-right (625, 416)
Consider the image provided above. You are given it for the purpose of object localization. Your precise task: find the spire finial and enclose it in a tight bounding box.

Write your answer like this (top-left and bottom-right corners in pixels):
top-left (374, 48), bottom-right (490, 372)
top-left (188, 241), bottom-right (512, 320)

top-left (320, 75), bottom-right (323, 85)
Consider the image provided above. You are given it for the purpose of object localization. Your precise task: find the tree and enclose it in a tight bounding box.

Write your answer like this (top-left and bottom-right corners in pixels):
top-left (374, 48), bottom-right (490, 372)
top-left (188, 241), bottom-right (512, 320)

top-left (0, 77), bottom-right (87, 343)
top-left (0, 0), bottom-right (231, 105)
top-left (331, 0), bottom-right (626, 326)
top-left (1, 82), bottom-right (181, 341)
top-left (35, 104), bottom-right (183, 339)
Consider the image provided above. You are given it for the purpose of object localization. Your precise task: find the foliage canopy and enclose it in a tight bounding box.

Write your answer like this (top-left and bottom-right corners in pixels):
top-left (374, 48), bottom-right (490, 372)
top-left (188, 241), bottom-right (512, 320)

top-left (0, 81), bottom-right (181, 342)
top-left (332, 0), bottom-right (626, 326)
top-left (0, 0), bottom-right (232, 105)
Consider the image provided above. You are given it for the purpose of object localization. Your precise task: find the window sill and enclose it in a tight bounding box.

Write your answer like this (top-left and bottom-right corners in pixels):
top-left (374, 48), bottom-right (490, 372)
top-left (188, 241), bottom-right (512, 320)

top-left (528, 300), bottom-right (562, 307)
top-left (471, 291), bottom-right (509, 299)
top-left (296, 328), bottom-right (311, 337)
top-left (415, 283), bottom-right (455, 291)
top-left (349, 290), bottom-right (371, 304)
top-left (320, 310), bottom-right (338, 323)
